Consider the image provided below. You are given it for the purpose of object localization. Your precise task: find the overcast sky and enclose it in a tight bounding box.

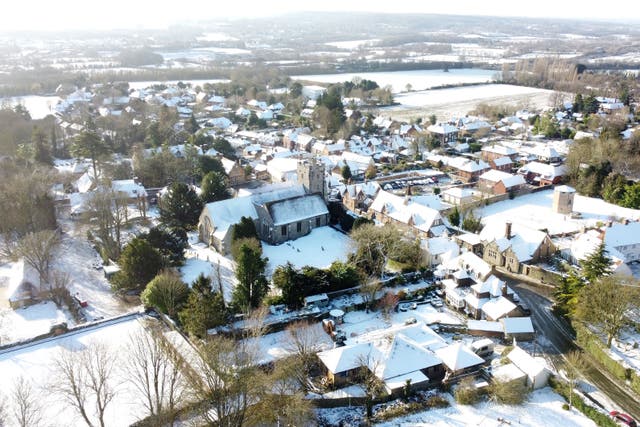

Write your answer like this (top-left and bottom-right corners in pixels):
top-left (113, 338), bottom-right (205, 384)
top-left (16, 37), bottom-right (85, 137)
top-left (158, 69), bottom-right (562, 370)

top-left (3, 0), bottom-right (639, 32)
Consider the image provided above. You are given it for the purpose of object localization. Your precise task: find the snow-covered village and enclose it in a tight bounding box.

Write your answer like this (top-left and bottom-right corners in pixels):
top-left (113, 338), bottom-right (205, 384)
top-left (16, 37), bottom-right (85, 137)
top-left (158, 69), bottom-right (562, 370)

top-left (2, 6), bottom-right (640, 427)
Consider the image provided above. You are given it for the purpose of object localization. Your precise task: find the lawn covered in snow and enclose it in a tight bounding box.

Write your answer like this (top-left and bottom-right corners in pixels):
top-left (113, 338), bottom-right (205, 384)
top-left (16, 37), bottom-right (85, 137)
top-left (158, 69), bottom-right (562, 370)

top-left (262, 226), bottom-right (351, 274)
top-left (0, 300), bottom-right (72, 344)
top-left (478, 188), bottom-right (640, 236)
top-left (318, 389), bottom-right (596, 426)
top-left (180, 234), bottom-right (237, 303)
top-left (0, 315), bottom-right (161, 427)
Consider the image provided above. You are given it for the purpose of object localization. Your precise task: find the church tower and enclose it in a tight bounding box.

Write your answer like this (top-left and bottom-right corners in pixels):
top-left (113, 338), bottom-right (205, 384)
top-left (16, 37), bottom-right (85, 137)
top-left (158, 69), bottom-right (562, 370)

top-left (297, 158), bottom-right (326, 200)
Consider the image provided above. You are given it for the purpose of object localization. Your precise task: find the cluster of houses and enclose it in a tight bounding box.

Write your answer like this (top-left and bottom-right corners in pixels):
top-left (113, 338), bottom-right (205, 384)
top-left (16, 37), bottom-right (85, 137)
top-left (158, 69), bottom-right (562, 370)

top-left (316, 322), bottom-right (549, 395)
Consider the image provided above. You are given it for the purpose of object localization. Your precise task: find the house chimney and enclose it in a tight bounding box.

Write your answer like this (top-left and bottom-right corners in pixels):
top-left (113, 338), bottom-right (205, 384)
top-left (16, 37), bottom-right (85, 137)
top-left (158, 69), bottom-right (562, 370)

top-left (505, 221), bottom-right (512, 239)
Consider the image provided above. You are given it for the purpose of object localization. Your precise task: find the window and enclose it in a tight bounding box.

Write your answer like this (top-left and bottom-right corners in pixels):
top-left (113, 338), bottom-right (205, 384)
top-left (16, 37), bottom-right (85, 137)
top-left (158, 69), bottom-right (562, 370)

top-left (281, 225), bottom-right (287, 236)
top-left (316, 217), bottom-right (321, 227)
top-left (296, 222), bottom-right (302, 233)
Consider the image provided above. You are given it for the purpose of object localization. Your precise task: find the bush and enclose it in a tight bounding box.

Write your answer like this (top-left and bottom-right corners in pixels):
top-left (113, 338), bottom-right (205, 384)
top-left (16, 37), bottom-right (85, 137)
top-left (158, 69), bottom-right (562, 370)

top-left (562, 403), bottom-right (570, 410)
top-left (489, 379), bottom-right (529, 405)
top-left (455, 377), bottom-right (483, 405)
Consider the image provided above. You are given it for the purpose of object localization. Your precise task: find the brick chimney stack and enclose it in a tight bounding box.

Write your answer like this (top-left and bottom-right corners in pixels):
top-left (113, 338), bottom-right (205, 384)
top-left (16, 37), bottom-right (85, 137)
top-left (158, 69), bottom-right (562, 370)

top-left (505, 221), bottom-right (512, 239)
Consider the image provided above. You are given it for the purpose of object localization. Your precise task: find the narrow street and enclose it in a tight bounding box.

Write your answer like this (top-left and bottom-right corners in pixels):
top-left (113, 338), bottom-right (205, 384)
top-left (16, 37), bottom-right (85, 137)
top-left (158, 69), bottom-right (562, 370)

top-left (510, 282), bottom-right (640, 420)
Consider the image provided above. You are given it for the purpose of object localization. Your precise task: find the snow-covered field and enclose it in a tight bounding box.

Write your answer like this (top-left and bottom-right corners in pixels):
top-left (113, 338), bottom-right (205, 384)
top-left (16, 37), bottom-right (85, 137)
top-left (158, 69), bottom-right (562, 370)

top-left (0, 315), bottom-right (159, 427)
top-left (292, 68), bottom-right (496, 93)
top-left (0, 301), bottom-right (72, 344)
top-left (325, 39), bottom-right (381, 49)
top-left (478, 189), bottom-right (640, 236)
top-left (0, 95), bottom-right (61, 119)
top-left (381, 84), bottom-right (558, 121)
top-left (318, 389), bottom-right (596, 426)
top-left (262, 226), bottom-right (351, 274)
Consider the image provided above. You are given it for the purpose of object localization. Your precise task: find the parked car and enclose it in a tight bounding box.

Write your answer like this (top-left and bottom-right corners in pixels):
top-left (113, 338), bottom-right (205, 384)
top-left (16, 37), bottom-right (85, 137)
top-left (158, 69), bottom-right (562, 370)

top-left (399, 303), bottom-right (410, 312)
top-left (432, 298), bottom-right (443, 308)
top-left (410, 303), bottom-right (418, 310)
top-left (404, 317), bottom-right (417, 325)
top-left (610, 411), bottom-right (637, 427)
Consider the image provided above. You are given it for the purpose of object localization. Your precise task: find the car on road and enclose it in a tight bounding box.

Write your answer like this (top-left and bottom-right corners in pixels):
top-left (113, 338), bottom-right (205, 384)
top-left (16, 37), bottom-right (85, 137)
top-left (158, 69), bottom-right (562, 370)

top-left (610, 411), bottom-right (637, 427)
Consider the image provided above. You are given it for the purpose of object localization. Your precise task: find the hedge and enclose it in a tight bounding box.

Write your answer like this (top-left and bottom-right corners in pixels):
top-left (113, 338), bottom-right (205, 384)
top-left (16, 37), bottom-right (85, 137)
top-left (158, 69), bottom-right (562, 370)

top-left (549, 377), bottom-right (618, 427)
top-left (575, 323), bottom-right (640, 395)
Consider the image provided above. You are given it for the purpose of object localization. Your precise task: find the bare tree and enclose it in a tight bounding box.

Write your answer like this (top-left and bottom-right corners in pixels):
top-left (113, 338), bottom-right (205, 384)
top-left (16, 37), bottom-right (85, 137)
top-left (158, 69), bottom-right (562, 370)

top-left (13, 229), bottom-right (60, 287)
top-left (124, 321), bottom-right (186, 423)
top-left (564, 350), bottom-right (586, 409)
top-left (49, 270), bottom-right (71, 307)
top-left (11, 376), bottom-right (43, 427)
top-left (250, 357), bottom-right (315, 426)
top-left (360, 277), bottom-right (383, 311)
top-left (85, 188), bottom-right (129, 260)
top-left (355, 354), bottom-right (386, 419)
top-left (284, 320), bottom-right (325, 391)
top-left (186, 335), bottom-right (267, 427)
top-left (378, 291), bottom-right (400, 323)
top-left (51, 343), bottom-right (118, 427)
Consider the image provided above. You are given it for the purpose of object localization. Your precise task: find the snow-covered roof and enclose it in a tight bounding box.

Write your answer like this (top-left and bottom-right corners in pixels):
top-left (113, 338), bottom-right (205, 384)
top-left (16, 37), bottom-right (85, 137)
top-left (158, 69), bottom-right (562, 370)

top-left (340, 181), bottom-right (380, 200)
top-left (369, 190), bottom-right (442, 234)
top-left (467, 320), bottom-right (503, 332)
top-left (269, 194), bottom-right (328, 226)
top-left (456, 233), bottom-right (482, 246)
top-left (604, 221), bottom-right (640, 249)
top-left (518, 161), bottom-right (566, 179)
top-left (493, 363), bottom-right (527, 383)
top-left (435, 343), bottom-right (484, 371)
top-left (448, 157), bottom-right (490, 173)
top-left (501, 317), bottom-right (534, 334)
top-left (111, 179), bottom-right (146, 198)
top-left (221, 157), bottom-right (238, 175)
top-left (318, 342), bottom-right (374, 374)
top-left (555, 185), bottom-right (575, 193)
top-left (75, 172), bottom-right (95, 193)
top-left (203, 197), bottom-right (258, 241)
top-left (427, 237), bottom-right (460, 257)
top-left (377, 334), bottom-right (441, 381)
top-left (493, 156), bottom-right (513, 167)
top-left (443, 251), bottom-right (492, 280)
top-left (482, 144), bottom-right (517, 156)
top-left (471, 275), bottom-right (506, 297)
top-left (480, 169), bottom-right (519, 184)
top-left (427, 123), bottom-right (458, 135)
top-left (480, 220), bottom-right (548, 263)
top-left (507, 346), bottom-right (548, 377)
top-left (482, 297), bottom-right (517, 320)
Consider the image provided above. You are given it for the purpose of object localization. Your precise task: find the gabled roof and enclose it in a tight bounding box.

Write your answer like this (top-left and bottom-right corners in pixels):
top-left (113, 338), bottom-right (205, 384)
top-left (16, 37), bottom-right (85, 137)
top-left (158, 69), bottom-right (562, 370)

top-left (369, 190), bottom-right (442, 234)
top-left (482, 296), bottom-right (517, 320)
top-left (269, 194), bottom-right (328, 226)
top-left (471, 275), bottom-right (506, 297)
top-left (507, 346), bottom-right (548, 377)
top-left (479, 220), bottom-right (549, 263)
top-left (203, 197), bottom-right (258, 241)
top-left (604, 221), bottom-right (640, 248)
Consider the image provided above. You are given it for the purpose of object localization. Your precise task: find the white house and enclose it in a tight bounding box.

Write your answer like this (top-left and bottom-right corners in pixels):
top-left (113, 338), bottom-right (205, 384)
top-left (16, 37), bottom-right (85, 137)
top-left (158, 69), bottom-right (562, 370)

top-left (604, 221), bottom-right (640, 264)
top-left (506, 346), bottom-right (550, 389)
